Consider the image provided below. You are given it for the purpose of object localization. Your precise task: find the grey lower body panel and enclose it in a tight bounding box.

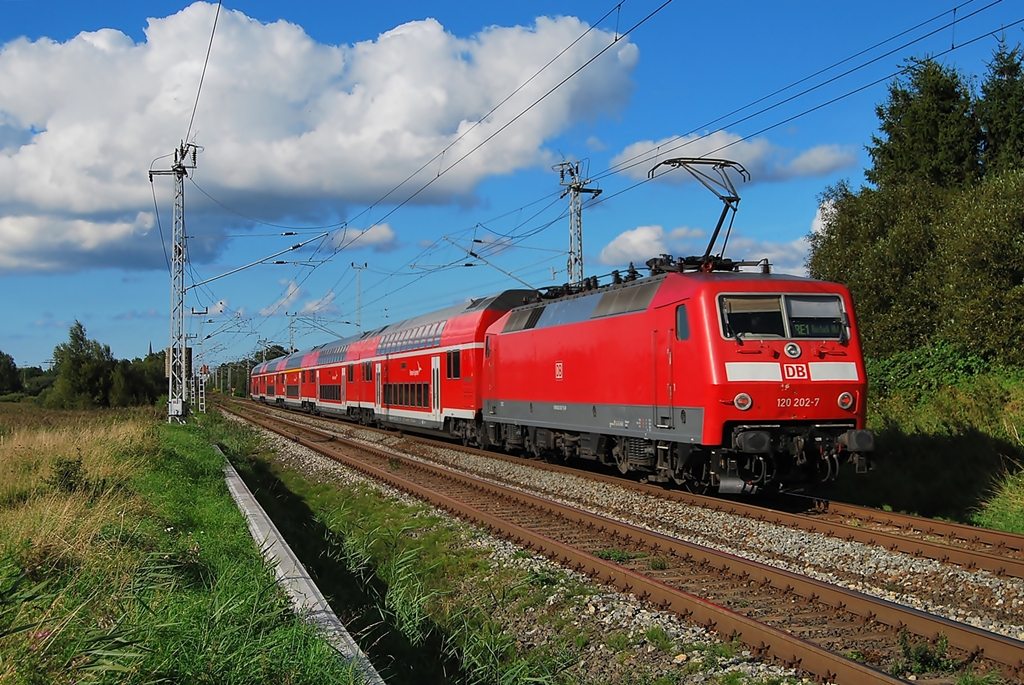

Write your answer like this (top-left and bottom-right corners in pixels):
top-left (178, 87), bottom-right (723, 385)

top-left (484, 399), bottom-right (703, 443)
top-left (379, 412), bottom-right (444, 431)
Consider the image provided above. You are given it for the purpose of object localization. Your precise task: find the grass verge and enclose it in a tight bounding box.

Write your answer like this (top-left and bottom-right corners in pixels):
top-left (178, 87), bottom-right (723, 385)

top-left (0, 404), bottom-right (364, 683)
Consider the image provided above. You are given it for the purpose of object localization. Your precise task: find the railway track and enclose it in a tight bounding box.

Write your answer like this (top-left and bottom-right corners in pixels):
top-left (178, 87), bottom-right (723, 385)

top-left (222, 400), bottom-right (1024, 684)
top-left (797, 494), bottom-right (1024, 573)
top-left (229, 399), bottom-right (1024, 582)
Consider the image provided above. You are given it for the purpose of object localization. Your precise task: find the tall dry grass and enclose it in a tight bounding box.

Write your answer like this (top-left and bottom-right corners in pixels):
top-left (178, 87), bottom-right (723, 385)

top-left (0, 408), bottom-right (154, 577)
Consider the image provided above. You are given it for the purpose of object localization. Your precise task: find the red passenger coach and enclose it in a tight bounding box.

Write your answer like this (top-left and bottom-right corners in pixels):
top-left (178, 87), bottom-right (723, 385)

top-left (251, 290), bottom-right (535, 434)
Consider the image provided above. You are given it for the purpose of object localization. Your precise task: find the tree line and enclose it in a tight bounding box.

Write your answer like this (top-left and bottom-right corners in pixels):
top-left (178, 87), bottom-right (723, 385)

top-left (0, 322), bottom-right (167, 408)
top-left (0, 321), bottom-right (277, 408)
top-left (807, 43), bottom-right (1024, 366)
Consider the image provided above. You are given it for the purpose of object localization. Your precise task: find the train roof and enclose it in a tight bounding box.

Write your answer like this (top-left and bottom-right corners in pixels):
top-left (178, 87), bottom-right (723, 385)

top-left (251, 289), bottom-right (536, 374)
top-left (373, 289), bottom-right (535, 337)
top-left (495, 263), bottom-right (842, 335)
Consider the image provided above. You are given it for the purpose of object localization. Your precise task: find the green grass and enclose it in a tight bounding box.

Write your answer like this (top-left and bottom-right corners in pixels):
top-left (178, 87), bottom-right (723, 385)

top-left (644, 625), bottom-right (675, 652)
top-left (0, 405), bottom-right (364, 683)
top-left (593, 548), bottom-right (644, 564)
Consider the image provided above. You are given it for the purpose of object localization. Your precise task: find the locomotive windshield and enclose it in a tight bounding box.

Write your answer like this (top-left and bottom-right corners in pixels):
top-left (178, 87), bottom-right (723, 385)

top-left (786, 295), bottom-right (844, 338)
top-left (720, 294), bottom-right (844, 339)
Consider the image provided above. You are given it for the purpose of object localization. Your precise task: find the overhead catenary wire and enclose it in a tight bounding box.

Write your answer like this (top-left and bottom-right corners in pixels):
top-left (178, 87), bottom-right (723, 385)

top-left (598, 0), bottom-right (1007, 183)
top-left (597, 0), bottom-right (993, 181)
top-left (414, 0), bottom-right (1016, 263)
top-left (587, 12), bottom-right (1024, 213)
top-left (330, 0), bottom-right (677, 260)
top-left (235, 1), bottom-right (1016, 362)
top-left (185, 0), bottom-right (223, 145)
top-left (328, 0), bottom-right (1005, 310)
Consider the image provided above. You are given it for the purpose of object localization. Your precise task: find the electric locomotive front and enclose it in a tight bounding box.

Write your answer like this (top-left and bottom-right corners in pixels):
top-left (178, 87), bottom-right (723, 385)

top-left (684, 269), bottom-right (874, 493)
top-left (480, 257), bottom-right (874, 494)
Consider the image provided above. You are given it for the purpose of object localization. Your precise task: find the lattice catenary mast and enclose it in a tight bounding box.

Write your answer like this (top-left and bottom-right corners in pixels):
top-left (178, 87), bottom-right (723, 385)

top-left (554, 161), bottom-right (601, 288)
top-left (351, 262), bottom-right (367, 334)
top-left (150, 141), bottom-right (198, 423)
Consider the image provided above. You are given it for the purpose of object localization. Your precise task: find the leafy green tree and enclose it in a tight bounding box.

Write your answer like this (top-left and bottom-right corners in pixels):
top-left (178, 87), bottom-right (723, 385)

top-left (0, 350), bottom-right (21, 394)
top-left (47, 321), bottom-right (116, 408)
top-left (19, 366), bottom-right (54, 397)
top-left (866, 58), bottom-right (981, 189)
top-left (809, 180), bottom-right (950, 357)
top-left (809, 47), bottom-right (1024, 365)
top-left (933, 169), bottom-right (1024, 358)
top-left (258, 344), bottom-right (289, 363)
top-left (978, 42), bottom-right (1024, 176)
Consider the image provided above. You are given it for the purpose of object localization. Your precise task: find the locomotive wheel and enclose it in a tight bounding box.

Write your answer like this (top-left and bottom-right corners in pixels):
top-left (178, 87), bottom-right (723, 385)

top-left (679, 459), bottom-right (712, 494)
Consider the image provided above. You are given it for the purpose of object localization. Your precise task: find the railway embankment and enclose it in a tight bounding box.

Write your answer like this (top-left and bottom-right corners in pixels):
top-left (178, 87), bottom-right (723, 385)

top-left (213, 409), bottom-right (810, 684)
top-left (0, 404), bottom-right (367, 683)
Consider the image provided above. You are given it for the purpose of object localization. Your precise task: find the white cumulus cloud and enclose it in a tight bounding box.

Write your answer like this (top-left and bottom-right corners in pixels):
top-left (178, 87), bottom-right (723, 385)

top-left (611, 131), bottom-right (855, 184)
top-left (334, 223), bottom-right (398, 252)
top-left (0, 3), bottom-right (638, 273)
top-left (596, 224), bottom-right (705, 266)
top-left (300, 290), bottom-right (339, 316)
top-left (597, 225), bottom-right (668, 265)
top-left (724, 235), bottom-right (810, 276)
top-left (597, 224), bottom-right (808, 275)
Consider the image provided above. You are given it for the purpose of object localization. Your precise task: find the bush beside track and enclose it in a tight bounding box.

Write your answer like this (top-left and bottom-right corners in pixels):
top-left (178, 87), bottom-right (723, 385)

top-left (811, 344), bottom-right (1024, 531)
top-left (0, 404), bottom-right (364, 683)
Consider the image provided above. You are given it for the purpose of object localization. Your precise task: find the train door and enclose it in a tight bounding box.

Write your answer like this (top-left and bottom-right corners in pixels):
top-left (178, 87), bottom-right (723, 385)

top-left (341, 366), bottom-right (347, 407)
top-left (653, 327), bottom-right (675, 429)
top-left (374, 362), bottom-right (382, 413)
top-left (315, 369), bottom-right (320, 410)
top-left (430, 355), bottom-right (441, 423)
top-left (485, 337), bottom-right (494, 392)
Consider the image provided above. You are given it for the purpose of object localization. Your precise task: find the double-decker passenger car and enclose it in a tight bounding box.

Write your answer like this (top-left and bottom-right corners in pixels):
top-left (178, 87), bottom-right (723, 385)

top-left (251, 289), bottom-right (535, 431)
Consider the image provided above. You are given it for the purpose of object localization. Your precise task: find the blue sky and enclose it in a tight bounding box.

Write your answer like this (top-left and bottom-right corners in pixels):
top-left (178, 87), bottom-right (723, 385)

top-left (1, 0), bottom-right (1021, 369)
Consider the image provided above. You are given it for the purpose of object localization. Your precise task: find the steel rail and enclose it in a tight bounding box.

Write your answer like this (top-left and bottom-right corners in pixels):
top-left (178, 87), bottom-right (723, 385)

top-left (660, 493), bottom-right (1024, 580)
top-left (225, 404), bottom-right (1024, 682)
top-left (803, 495), bottom-right (1024, 553)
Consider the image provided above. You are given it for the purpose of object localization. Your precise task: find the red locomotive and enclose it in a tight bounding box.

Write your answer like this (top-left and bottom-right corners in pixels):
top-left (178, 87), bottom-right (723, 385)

top-left (250, 159), bottom-right (875, 493)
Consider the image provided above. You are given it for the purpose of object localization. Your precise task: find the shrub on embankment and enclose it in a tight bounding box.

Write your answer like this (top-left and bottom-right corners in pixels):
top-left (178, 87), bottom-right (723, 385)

top-left (0, 404), bottom-right (362, 683)
top-left (815, 342), bottom-right (1024, 531)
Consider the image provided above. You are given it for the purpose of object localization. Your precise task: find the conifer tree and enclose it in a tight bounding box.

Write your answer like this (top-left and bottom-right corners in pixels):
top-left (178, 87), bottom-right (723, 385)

top-left (978, 41), bottom-right (1024, 176)
top-left (866, 58), bottom-right (981, 189)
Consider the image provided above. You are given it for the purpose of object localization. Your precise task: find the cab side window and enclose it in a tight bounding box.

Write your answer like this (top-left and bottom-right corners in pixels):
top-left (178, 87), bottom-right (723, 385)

top-left (676, 304), bottom-right (690, 341)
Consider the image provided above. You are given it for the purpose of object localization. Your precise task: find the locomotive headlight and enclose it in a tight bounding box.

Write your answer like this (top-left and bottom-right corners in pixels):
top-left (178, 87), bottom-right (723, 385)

top-left (734, 393), bottom-right (753, 411)
top-left (837, 392), bottom-right (855, 410)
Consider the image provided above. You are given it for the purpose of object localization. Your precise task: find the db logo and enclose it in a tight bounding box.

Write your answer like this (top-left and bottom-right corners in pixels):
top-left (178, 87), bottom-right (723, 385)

top-left (555, 361), bottom-right (564, 380)
top-left (783, 363), bottom-right (808, 380)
